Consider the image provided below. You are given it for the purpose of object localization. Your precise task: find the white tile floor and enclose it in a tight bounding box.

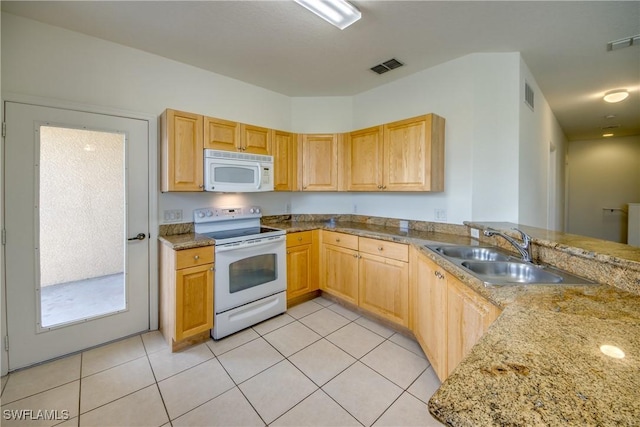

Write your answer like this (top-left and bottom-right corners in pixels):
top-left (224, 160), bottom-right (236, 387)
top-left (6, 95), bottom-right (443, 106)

top-left (0, 297), bottom-right (442, 426)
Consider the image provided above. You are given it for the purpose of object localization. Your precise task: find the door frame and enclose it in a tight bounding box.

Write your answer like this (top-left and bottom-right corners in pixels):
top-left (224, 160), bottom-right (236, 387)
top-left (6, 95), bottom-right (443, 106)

top-left (1, 92), bottom-right (159, 376)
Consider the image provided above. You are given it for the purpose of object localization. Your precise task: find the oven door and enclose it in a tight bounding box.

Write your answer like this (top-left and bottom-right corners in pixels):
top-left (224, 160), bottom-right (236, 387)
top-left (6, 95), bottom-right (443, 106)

top-left (214, 235), bottom-right (286, 313)
top-left (204, 158), bottom-right (262, 192)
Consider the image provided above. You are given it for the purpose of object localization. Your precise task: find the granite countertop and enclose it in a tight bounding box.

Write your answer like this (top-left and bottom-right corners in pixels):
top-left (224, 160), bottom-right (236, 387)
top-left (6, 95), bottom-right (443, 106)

top-left (158, 218), bottom-right (640, 426)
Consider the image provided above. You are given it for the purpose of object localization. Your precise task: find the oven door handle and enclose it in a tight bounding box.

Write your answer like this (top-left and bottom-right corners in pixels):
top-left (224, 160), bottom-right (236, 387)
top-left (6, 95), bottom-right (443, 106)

top-left (215, 235), bottom-right (285, 252)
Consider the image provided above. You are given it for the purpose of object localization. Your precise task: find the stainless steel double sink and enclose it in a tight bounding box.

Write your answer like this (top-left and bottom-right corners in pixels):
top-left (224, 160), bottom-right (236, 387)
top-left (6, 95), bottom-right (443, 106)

top-left (426, 245), bottom-right (595, 286)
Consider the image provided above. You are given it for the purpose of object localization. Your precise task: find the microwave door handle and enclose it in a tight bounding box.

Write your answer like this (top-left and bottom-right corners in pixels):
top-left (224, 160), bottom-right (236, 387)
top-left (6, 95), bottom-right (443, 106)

top-left (256, 163), bottom-right (262, 190)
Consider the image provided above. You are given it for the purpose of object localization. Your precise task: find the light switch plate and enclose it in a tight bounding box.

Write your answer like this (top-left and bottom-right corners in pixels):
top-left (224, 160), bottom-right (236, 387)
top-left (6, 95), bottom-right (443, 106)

top-left (435, 208), bottom-right (447, 221)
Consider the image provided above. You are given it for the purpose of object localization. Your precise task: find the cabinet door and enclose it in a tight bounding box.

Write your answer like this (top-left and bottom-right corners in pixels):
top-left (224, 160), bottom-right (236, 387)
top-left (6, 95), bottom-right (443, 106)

top-left (204, 116), bottom-right (240, 151)
top-left (241, 124), bottom-right (271, 155)
top-left (446, 275), bottom-right (500, 377)
top-left (301, 134), bottom-right (339, 191)
top-left (273, 129), bottom-right (297, 191)
top-left (287, 244), bottom-right (313, 301)
top-left (359, 252), bottom-right (408, 326)
top-left (161, 109), bottom-right (204, 192)
top-left (411, 252), bottom-right (448, 380)
top-left (344, 126), bottom-right (383, 191)
top-left (175, 263), bottom-right (214, 341)
top-left (383, 114), bottom-right (445, 192)
top-left (321, 243), bottom-right (358, 304)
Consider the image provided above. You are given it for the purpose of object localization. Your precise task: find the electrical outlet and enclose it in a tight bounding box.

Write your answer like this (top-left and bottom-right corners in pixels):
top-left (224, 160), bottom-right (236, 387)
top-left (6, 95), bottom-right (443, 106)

top-left (435, 208), bottom-right (447, 222)
top-left (399, 220), bottom-right (409, 231)
top-left (285, 203), bottom-right (291, 213)
top-left (470, 228), bottom-right (480, 239)
top-left (163, 209), bottom-right (183, 222)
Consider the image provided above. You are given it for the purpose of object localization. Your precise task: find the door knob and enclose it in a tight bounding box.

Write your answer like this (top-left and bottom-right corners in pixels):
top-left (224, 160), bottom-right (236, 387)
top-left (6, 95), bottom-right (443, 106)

top-left (127, 233), bottom-right (146, 241)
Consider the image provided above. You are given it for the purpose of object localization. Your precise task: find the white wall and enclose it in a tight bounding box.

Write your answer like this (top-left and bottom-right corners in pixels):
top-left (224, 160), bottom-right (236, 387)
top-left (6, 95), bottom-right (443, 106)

top-left (518, 58), bottom-right (568, 229)
top-left (567, 135), bottom-right (640, 243)
top-left (320, 53), bottom-right (522, 225)
top-left (1, 12), bottom-right (297, 223)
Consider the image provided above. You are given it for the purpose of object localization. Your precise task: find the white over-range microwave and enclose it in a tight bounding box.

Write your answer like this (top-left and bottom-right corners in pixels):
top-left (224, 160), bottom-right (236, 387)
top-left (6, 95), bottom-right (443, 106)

top-left (204, 149), bottom-right (274, 192)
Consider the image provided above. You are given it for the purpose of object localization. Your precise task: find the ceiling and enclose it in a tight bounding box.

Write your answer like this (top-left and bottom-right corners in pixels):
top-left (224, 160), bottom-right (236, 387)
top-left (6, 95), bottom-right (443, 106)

top-left (2, 1), bottom-right (639, 141)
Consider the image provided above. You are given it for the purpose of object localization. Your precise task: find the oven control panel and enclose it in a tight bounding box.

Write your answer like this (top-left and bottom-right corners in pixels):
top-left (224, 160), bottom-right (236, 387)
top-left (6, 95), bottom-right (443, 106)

top-left (193, 206), bottom-right (262, 223)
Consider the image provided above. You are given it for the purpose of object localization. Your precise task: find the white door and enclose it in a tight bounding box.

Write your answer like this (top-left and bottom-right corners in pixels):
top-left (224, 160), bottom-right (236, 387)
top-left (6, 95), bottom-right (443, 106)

top-left (4, 102), bottom-right (150, 370)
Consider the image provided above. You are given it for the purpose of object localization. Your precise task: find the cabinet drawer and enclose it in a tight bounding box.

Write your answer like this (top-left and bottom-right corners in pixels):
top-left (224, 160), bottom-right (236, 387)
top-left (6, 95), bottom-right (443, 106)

top-left (287, 231), bottom-right (313, 247)
top-left (359, 237), bottom-right (408, 262)
top-left (322, 231), bottom-right (359, 250)
top-left (176, 246), bottom-right (214, 270)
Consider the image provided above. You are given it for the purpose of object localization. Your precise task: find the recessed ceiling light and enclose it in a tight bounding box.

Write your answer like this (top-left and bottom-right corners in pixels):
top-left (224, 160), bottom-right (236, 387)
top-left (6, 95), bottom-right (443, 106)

top-left (603, 90), bottom-right (629, 103)
top-left (294, 0), bottom-right (361, 30)
top-left (602, 133), bottom-right (615, 137)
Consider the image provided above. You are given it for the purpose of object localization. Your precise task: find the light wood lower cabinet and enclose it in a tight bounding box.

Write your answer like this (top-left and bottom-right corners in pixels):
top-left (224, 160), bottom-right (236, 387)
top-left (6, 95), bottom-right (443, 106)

top-left (286, 230), bottom-right (319, 303)
top-left (160, 244), bottom-right (214, 351)
top-left (320, 231), bottom-right (409, 326)
top-left (320, 233), bottom-right (359, 305)
top-left (358, 237), bottom-right (409, 326)
top-left (409, 247), bottom-right (501, 381)
top-left (410, 248), bottom-right (447, 379)
top-left (446, 274), bottom-right (501, 377)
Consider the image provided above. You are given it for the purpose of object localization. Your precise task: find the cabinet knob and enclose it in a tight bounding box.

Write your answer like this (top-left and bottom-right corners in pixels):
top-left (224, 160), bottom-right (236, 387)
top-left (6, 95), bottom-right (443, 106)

top-left (194, 255), bottom-right (200, 260)
top-left (336, 238), bottom-right (341, 242)
top-left (377, 185), bottom-right (382, 189)
top-left (377, 246), bottom-right (384, 251)
top-left (210, 267), bottom-right (214, 271)
top-left (287, 251), bottom-right (291, 254)
top-left (298, 237), bottom-right (303, 241)
top-left (353, 253), bottom-right (358, 258)
top-left (199, 184), bottom-right (204, 189)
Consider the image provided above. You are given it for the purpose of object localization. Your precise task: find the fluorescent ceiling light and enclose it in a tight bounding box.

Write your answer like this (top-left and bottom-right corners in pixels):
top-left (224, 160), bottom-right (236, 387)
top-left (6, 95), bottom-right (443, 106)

top-left (603, 90), bottom-right (629, 103)
top-left (295, 0), bottom-right (361, 30)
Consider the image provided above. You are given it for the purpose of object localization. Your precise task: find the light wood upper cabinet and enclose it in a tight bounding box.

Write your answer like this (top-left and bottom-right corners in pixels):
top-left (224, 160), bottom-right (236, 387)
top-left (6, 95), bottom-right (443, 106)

top-left (203, 116), bottom-right (239, 151)
top-left (203, 117), bottom-right (270, 155)
top-left (286, 230), bottom-right (319, 302)
top-left (241, 124), bottom-right (271, 155)
top-left (383, 114), bottom-right (445, 192)
top-left (343, 114), bottom-right (445, 192)
top-left (301, 134), bottom-right (340, 191)
top-left (161, 109), bottom-right (204, 192)
top-left (344, 126), bottom-right (384, 191)
top-left (273, 129), bottom-right (298, 191)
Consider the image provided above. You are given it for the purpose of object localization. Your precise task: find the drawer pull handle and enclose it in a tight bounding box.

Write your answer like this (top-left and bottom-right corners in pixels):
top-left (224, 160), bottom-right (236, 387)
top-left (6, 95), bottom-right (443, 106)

top-left (194, 255), bottom-right (200, 260)
top-left (378, 246), bottom-right (384, 251)
top-left (336, 238), bottom-right (341, 242)
top-left (298, 237), bottom-right (303, 241)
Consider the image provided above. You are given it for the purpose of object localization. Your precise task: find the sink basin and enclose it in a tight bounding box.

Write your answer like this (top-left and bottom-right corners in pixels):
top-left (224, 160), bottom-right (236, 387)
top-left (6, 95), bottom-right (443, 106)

top-left (432, 246), bottom-right (511, 261)
top-left (460, 261), bottom-right (564, 284)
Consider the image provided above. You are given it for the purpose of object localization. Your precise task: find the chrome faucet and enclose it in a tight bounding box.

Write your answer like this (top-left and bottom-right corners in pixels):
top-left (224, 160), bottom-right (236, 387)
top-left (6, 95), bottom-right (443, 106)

top-left (483, 228), bottom-right (533, 262)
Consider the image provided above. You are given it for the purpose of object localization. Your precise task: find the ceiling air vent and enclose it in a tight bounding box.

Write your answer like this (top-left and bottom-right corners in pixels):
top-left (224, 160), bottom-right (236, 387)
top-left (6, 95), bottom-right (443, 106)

top-left (370, 58), bottom-right (404, 75)
top-left (524, 82), bottom-right (535, 111)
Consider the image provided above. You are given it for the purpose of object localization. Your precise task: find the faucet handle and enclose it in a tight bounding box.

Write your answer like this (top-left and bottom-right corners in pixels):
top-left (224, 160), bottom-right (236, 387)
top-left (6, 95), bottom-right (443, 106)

top-left (511, 228), bottom-right (531, 245)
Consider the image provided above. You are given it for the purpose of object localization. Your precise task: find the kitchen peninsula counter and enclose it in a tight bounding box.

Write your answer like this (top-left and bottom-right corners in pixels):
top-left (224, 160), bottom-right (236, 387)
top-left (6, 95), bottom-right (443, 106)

top-left (159, 216), bottom-right (640, 426)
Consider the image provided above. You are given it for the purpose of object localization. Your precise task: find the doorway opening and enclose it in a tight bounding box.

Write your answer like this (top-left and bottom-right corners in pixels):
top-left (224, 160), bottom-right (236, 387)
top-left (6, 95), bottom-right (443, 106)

top-left (38, 126), bottom-right (126, 328)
